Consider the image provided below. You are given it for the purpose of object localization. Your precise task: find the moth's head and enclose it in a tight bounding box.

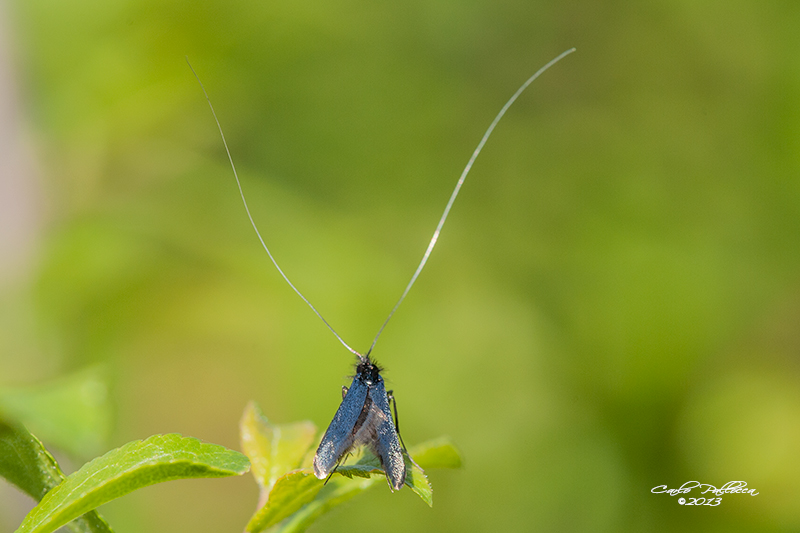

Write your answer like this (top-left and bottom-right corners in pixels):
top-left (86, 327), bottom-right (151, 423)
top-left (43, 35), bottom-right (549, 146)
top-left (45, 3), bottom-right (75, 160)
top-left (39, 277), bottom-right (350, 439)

top-left (355, 354), bottom-right (383, 384)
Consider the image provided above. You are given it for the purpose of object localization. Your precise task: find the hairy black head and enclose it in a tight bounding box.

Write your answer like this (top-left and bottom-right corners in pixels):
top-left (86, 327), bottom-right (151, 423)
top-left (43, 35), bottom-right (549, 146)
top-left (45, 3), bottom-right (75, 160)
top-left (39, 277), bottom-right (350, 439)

top-left (355, 355), bottom-right (383, 385)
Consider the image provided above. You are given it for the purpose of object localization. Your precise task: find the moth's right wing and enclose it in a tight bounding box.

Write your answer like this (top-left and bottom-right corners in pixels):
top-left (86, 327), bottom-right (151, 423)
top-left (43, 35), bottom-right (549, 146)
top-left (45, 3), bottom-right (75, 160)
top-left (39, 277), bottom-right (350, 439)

top-left (313, 377), bottom-right (369, 479)
top-left (368, 381), bottom-right (406, 491)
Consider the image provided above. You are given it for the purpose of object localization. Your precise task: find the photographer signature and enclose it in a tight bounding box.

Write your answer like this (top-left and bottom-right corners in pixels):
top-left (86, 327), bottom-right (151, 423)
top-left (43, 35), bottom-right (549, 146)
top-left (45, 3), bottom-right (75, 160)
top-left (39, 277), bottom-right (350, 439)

top-left (651, 480), bottom-right (758, 497)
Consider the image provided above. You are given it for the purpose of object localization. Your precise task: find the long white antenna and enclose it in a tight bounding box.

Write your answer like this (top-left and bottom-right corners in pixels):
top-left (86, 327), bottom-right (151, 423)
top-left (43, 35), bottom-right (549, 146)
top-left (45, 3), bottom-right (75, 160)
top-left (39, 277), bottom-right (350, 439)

top-left (189, 48), bottom-right (574, 359)
top-left (365, 47), bottom-right (576, 356)
top-left (187, 58), bottom-right (360, 357)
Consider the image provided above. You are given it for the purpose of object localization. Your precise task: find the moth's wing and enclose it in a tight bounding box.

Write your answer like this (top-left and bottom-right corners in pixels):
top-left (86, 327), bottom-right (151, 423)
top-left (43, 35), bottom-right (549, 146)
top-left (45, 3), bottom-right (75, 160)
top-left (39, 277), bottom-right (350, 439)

top-left (313, 377), bottom-right (368, 479)
top-left (368, 381), bottom-right (406, 491)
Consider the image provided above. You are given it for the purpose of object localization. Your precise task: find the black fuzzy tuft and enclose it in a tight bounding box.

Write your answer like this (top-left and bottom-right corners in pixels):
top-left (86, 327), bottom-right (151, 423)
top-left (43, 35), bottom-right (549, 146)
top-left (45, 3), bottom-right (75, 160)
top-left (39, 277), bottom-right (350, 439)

top-left (354, 355), bottom-right (383, 385)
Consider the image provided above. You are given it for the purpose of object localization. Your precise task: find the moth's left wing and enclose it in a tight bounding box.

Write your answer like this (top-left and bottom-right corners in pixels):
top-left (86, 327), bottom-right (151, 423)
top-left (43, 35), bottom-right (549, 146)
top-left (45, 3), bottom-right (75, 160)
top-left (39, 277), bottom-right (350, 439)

top-left (313, 376), bottom-right (369, 479)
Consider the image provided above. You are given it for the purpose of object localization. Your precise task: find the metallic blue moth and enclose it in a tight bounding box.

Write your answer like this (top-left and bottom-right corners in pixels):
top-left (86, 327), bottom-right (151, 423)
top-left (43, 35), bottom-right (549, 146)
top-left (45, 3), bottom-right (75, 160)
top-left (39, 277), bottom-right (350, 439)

top-left (313, 355), bottom-right (406, 490)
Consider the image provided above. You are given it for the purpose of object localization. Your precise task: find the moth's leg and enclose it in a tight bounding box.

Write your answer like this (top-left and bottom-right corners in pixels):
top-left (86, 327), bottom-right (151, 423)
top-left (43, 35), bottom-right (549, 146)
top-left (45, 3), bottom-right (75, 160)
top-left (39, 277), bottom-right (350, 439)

top-left (324, 450), bottom-right (353, 485)
top-left (387, 390), bottom-right (422, 471)
top-left (386, 390), bottom-right (407, 451)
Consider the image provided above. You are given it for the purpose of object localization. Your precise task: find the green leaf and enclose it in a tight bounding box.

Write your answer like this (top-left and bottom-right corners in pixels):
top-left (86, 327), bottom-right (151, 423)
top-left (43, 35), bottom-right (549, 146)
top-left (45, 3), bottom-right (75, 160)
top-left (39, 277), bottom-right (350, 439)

top-left (404, 454), bottom-right (433, 506)
top-left (0, 367), bottom-right (112, 457)
top-left (245, 471), bottom-right (323, 532)
top-left (239, 401), bottom-right (316, 493)
top-left (15, 433), bottom-right (250, 533)
top-left (0, 419), bottom-right (114, 533)
top-left (276, 477), bottom-right (375, 533)
top-left (336, 447), bottom-right (434, 506)
top-left (335, 462), bottom-right (377, 480)
top-left (61, 513), bottom-right (115, 533)
top-left (240, 402), bottom-right (319, 533)
top-left (0, 419), bottom-right (62, 500)
top-left (271, 437), bottom-right (463, 532)
top-left (409, 436), bottom-right (463, 470)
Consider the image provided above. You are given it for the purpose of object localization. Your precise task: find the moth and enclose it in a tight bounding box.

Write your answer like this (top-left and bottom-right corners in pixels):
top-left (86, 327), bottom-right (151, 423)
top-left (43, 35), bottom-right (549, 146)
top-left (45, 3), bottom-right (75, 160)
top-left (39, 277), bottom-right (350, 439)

top-left (313, 354), bottom-right (406, 489)
top-left (189, 47), bottom-right (574, 491)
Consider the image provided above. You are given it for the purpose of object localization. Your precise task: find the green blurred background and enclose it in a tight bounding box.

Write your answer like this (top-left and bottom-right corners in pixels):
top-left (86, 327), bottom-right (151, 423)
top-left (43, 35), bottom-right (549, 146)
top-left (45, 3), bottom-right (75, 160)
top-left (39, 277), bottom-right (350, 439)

top-left (1, 1), bottom-right (800, 531)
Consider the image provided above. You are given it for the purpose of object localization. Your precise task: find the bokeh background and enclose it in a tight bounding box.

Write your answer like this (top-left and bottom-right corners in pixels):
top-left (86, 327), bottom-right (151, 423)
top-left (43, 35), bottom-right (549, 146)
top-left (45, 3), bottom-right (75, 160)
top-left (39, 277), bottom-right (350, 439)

top-left (2, 1), bottom-right (800, 531)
